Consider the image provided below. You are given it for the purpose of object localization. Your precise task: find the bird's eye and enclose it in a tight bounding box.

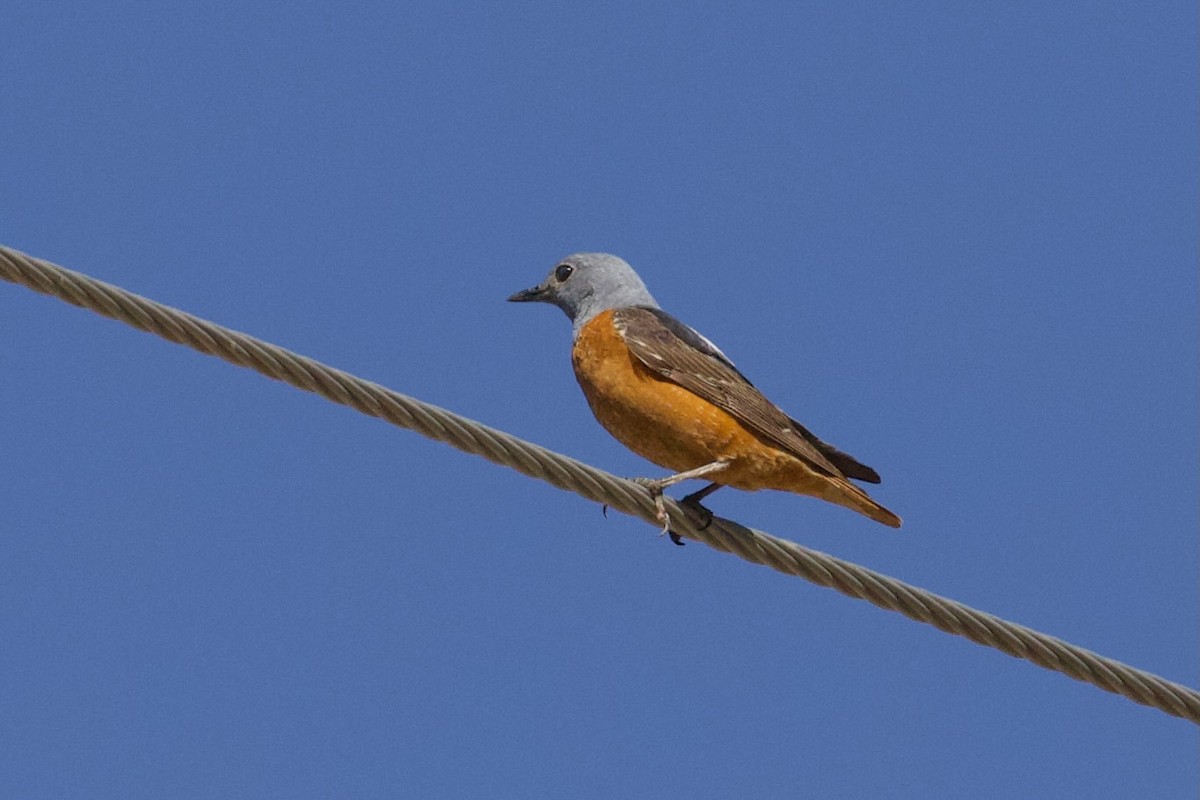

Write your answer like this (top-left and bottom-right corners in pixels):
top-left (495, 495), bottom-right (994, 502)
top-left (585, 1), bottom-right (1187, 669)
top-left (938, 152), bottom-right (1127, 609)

top-left (554, 264), bottom-right (574, 282)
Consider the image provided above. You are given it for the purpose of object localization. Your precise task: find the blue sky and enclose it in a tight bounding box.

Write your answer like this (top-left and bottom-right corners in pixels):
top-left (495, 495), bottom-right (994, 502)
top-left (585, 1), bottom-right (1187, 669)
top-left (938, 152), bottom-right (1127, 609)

top-left (2, 2), bottom-right (1196, 797)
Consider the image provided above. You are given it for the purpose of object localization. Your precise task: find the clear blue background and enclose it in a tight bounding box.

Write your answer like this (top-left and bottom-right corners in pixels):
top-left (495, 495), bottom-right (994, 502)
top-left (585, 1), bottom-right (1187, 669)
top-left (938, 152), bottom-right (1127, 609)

top-left (2, 2), bottom-right (1196, 797)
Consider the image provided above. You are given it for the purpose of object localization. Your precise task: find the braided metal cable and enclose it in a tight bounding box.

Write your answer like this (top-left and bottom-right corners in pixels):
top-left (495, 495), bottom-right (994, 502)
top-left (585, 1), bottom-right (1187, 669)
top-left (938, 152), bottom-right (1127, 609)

top-left (2, 243), bottom-right (1197, 724)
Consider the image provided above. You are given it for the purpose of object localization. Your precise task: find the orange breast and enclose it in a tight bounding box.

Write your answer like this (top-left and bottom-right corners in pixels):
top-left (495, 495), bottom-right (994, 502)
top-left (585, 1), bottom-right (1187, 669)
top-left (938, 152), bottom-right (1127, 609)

top-left (571, 309), bottom-right (796, 489)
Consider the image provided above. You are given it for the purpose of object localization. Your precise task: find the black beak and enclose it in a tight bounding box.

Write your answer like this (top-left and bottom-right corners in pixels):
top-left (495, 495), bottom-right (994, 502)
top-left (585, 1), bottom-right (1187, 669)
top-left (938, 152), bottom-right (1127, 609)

top-left (507, 284), bottom-right (549, 303)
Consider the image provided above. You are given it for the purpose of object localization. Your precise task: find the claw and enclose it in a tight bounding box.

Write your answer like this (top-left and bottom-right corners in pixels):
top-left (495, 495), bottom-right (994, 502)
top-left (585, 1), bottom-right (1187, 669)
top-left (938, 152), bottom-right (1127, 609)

top-left (632, 476), bottom-right (673, 537)
top-left (629, 464), bottom-right (729, 547)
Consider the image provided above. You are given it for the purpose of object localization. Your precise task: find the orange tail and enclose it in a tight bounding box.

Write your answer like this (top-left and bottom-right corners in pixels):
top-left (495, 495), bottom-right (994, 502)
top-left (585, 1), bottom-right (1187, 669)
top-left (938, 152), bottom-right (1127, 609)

top-left (790, 473), bottom-right (902, 528)
top-left (835, 478), bottom-right (902, 528)
top-left (855, 492), bottom-right (902, 528)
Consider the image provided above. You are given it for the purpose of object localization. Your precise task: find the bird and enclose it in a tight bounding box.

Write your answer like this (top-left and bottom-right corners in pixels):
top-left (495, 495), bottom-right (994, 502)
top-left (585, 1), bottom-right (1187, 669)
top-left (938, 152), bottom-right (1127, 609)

top-left (508, 253), bottom-right (900, 541)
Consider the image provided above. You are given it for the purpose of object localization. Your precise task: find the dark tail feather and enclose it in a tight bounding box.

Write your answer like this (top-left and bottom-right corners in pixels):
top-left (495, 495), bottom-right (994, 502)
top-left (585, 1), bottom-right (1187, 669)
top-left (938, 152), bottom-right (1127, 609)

top-left (815, 442), bottom-right (881, 483)
top-left (788, 417), bottom-right (882, 483)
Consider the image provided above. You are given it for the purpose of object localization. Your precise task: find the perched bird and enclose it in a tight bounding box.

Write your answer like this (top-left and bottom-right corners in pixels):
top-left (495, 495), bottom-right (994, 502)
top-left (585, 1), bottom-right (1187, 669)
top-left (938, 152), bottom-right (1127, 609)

top-left (508, 253), bottom-right (900, 540)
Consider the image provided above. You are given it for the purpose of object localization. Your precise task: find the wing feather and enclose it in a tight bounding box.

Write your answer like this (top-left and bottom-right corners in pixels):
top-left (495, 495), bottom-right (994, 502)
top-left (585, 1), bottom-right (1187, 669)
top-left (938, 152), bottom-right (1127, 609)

top-left (614, 307), bottom-right (859, 480)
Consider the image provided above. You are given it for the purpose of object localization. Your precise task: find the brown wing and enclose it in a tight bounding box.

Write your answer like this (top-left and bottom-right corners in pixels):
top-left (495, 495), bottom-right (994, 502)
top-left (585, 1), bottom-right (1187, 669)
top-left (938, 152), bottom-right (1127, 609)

top-left (613, 306), bottom-right (848, 479)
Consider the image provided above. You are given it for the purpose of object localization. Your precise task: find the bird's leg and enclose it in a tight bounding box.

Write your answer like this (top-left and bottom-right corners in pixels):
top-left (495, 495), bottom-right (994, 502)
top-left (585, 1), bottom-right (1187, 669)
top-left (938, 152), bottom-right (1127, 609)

top-left (681, 481), bottom-right (722, 505)
top-left (632, 460), bottom-right (730, 542)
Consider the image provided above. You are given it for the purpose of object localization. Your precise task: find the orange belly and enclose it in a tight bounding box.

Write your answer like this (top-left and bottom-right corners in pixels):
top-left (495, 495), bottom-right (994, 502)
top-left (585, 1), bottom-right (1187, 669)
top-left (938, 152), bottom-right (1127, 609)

top-left (571, 310), bottom-right (800, 492)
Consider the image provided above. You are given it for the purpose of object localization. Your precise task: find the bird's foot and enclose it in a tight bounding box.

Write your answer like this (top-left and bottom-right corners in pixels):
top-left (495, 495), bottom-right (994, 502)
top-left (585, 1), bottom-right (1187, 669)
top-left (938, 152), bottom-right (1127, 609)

top-left (680, 481), bottom-right (722, 531)
top-left (631, 477), bottom-right (687, 545)
top-left (601, 495), bottom-right (683, 545)
top-left (679, 495), bottom-right (714, 531)
top-left (631, 476), bottom-right (673, 537)
top-left (630, 464), bottom-right (730, 546)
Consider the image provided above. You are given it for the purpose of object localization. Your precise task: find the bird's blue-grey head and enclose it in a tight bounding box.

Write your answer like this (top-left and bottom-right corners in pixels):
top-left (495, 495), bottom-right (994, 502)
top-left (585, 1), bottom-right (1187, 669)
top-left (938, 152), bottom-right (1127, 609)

top-left (508, 253), bottom-right (659, 335)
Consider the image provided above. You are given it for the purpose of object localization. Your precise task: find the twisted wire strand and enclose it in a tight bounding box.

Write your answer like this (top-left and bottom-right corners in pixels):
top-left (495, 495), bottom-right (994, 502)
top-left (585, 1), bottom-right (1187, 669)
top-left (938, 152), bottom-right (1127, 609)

top-left (2, 243), bottom-right (1197, 724)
